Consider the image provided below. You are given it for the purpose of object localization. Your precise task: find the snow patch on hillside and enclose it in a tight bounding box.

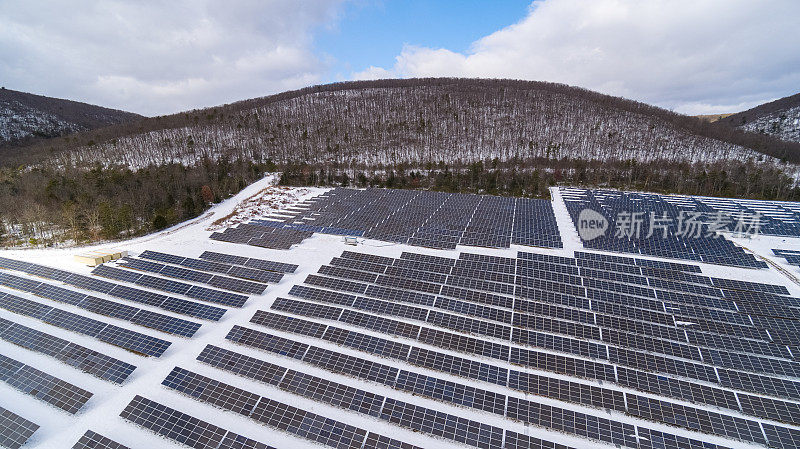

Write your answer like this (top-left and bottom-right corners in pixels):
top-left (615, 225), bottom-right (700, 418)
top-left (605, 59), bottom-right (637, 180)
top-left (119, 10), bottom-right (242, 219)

top-left (0, 100), bottom-right (82, 142)
top-left (738, 105), bottom-right (800, 142)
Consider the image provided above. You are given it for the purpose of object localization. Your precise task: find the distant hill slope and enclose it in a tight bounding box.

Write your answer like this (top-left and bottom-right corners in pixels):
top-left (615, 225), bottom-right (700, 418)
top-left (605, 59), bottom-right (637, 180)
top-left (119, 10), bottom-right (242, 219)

top-left (8, 78), bottom-right (800, 167)
top-left (695, 113), bottom-right (733, 122)
top-left (719, 92), bottom-right (800, 142)
top-left (0, 87), bottom-right (142, 149)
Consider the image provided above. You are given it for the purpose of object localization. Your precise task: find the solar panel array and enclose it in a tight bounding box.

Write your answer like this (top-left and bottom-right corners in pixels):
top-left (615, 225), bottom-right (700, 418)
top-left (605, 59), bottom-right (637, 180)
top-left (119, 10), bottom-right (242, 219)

top-left (773, 248), bottom-right (800, 271)
top-left (211, 223), bottom-right (314, 250)
top-left (213, 187), bottom-right (562, 250)
top-left (237, 247), bottom-right (800, 449)
top-left (561, 187), bottom-right (768, 268)
top-left (670, 194), bottom-right (800, 237)
top-left (7, 198), bottom-right (800, 449)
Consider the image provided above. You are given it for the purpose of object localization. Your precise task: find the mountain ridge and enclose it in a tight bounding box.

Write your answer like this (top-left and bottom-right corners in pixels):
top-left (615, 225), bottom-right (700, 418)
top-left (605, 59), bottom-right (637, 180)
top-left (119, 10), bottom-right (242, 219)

top-left (718, 92), bottom-right (800, 143)
top-left (0, 87), bottom-right (142, 150)
top-left (9, 78), bottom-right (800, 168)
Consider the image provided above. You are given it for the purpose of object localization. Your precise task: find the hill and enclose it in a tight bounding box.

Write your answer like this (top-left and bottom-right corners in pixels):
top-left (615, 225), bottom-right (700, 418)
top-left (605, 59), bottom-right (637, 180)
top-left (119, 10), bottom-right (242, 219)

top-left (0, 87), bottom-right (142, 149)
top-left (719, 92), bottom-right (800, 142)
top-left (9, 78), bottom-right (800, 168)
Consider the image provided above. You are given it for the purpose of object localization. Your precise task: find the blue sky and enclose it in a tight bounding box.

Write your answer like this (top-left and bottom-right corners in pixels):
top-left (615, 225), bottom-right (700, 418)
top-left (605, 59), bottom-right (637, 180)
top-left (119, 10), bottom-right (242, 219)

top-left (316, 1), bottom-right (532, 80)
top-left (1, 0), bottom-right (798, 116)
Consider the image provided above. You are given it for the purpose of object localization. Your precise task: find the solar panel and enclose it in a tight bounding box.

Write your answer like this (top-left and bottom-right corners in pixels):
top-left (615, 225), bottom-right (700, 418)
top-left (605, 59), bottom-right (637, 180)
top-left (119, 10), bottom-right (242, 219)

top-left (161, 368), bottom-right (421, 449)
top-left (0, 292), bottom-right (171, 356)
top-left (199, 251), bottom-right (298, 273)
top-left (0, 354), bottom-right (93, 413)
top-left (120, 255), bottom-right (269, 294)
top-left (0, 406), bottom-right (38, 449)
top-left (72, 430), bottom-right (130, 449)
top-left (93, 265), bottom-right (247, 307)
top-left (120, 395), bottom-right (274, 449)
top-left (0, 270), bottom-right (201, 337)
top-left (0, 256), bottom-right (224, 323)
top-left (0, 319), bottom-right (136, 384)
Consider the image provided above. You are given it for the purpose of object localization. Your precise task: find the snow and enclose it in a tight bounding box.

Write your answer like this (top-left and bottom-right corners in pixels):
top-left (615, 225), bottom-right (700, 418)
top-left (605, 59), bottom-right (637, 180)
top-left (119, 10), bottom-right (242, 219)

top-left (0, 182), bottom-right (799, 448)
top-left (738, 105), bottom-right (800, 143)
top-left (0, 100), bottom-right (81, 143)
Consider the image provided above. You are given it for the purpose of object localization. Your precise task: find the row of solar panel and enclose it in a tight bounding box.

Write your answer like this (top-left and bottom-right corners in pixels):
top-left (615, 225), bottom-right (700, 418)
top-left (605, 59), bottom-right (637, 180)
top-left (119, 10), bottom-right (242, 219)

top-left (140, 250), bottom-right (284, 283)
top-left (118, 257), bottom-right (268, 295)
top-left (226, 319), bottom-right (781, 449)
top-left (0, 353), bottom-right (92, 414)
top-left (0, 255), bottom-right (225, 321)
top-left (0, 269), bottom-right (201, 338)
top-left (0, 316), bottom-right (135, 383)
top-left (91, 265), bottom-right (247, 307)
top-left (0, 292), bottom-right (170, 357)
top-left (199, 250), bottom-right (298, 273)
top-left (72, 430), bottom-right (130, 449)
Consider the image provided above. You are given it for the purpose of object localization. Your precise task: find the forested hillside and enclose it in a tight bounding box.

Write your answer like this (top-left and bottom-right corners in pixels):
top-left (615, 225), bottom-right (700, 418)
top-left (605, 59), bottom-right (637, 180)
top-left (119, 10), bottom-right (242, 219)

top-left (719, 92), bottom-right (800, 143)
top-left (0, 87), bottom-right (142, 149)
top-left (11, 78), bottom-right (800, 168)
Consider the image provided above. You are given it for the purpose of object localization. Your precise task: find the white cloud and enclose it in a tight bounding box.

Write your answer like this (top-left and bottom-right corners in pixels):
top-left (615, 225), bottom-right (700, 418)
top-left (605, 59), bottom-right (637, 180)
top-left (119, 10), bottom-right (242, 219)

top-left (351, 65), bottom-right (394, 81)
top-left (359, 0), bottom-right (800, 114)
top-left (0, 0), bottom-right (344, 115)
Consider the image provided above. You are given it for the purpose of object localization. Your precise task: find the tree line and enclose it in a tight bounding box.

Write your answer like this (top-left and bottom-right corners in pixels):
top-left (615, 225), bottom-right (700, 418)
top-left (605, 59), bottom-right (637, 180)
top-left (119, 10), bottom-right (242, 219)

top-left (279, 157), bottom-right (800, 202)
top-left (0, 157), bottom-right (274, 246)
top-left (1, 155), bottom-right (796, 247)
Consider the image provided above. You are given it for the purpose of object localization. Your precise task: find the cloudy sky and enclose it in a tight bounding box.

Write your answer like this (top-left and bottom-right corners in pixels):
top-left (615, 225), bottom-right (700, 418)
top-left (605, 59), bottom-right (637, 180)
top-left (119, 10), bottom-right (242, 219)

top-left (1, 0), bottom-right (798, 116)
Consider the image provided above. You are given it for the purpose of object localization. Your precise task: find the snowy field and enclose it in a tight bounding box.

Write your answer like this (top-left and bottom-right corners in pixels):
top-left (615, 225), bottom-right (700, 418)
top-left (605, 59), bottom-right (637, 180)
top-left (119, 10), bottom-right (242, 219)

top-left (0, 179), bottom-right (799, 449)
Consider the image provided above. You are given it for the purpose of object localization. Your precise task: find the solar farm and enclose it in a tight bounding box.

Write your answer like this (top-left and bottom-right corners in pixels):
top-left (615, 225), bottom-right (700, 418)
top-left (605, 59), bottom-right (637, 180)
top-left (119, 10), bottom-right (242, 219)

top-left (4, 179), bottom-right (800, 449)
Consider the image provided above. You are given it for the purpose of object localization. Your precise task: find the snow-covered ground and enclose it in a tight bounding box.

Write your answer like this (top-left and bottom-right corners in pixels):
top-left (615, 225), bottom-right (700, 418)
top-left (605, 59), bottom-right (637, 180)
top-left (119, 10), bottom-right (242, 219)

top-left (1, 182), bottom-right (799, 449)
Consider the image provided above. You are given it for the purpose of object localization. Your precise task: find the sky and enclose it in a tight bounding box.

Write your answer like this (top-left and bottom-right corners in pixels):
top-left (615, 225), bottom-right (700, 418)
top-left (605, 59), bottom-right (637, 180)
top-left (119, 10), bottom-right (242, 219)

top-left (1, 0), bottom-right (798, 117)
